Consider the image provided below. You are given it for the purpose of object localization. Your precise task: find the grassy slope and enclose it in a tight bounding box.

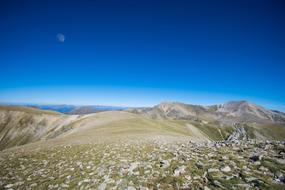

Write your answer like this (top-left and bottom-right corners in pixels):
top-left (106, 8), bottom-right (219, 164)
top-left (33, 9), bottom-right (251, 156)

top-left (0, 105), bottom-right (61, 115)
top-left (244, 123), bottom-right (285, 140)
top-left (60, 113), bottom-right (211, 145)
top-left (1, 106), bottom-right (285, 151)
top-left (0, 106), bottom-right (71, 151)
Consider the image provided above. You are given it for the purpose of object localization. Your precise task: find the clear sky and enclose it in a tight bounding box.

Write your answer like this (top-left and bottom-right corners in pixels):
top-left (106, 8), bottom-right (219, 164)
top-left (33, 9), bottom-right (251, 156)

top-left (0, 0), bottom-right (285, 110)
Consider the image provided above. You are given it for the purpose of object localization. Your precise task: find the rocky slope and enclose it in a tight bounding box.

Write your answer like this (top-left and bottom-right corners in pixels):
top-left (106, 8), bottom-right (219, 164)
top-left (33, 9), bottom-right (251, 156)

top-left (1, 138), bottom-right (285, 190)
top-left (1, 101), bottom-right (285, 151)
top-left (129, 101), bottom-right (285, 124)
top-left (0, 103), bottom-right (285, 189)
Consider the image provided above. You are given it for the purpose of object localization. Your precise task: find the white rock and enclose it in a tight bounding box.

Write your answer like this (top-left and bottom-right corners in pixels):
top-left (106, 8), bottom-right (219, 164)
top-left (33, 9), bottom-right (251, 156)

top-left (204, 186), bottom-right (211, 190)
top-left (127, 186), bottom-right (136, 190)
top-left (5, 184), bottom-right (14, 188)
top-left (208, 168), bottom-right (219, 173)
top-left (129, 162), bottom-right (139, 174)
top-left (221, 166), bottom-right (231, 172)
top-left (173, 165), bottom-right (186, 176)
top-left (98, 182), bottom-right (106, 190)
top-left (61, 183), bottom-right (69, 188)
top-left (160, 160), bottom-right (170, 169)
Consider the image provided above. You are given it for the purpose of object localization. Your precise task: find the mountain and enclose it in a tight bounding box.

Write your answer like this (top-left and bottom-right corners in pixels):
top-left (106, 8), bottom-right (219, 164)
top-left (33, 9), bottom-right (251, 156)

top-left (68, 105), bottom-right (127, 115)
top-left (24, 104), bottom-right (128, 114)
top-left (1, 100), bottom-right (285, 151)
top-left (129, 100), bottom-right (285, 124)
top-left (0, 106), bottom-right (80, 150)
top-left (1, 102), bottom-right (285, 189)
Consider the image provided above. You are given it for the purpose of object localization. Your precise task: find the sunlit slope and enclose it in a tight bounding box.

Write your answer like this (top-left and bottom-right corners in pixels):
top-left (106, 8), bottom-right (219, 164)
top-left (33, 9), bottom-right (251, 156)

top-left (59, 111), bottom-right (211, 144)
top-left (0, 106), bottom-right (79, 150)
top-left (1, 106), bottom-right (285, 151)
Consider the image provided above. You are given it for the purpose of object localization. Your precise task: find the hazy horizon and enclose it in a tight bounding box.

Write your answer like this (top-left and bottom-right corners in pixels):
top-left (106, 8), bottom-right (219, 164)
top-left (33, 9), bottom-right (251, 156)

top-left (1, 86), bottom-right (285, 111)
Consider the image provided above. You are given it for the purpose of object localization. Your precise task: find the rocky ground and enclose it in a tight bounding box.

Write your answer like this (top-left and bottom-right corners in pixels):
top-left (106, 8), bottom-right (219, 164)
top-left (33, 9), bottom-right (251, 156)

top-left (0, 139), bottom-right (285, 190)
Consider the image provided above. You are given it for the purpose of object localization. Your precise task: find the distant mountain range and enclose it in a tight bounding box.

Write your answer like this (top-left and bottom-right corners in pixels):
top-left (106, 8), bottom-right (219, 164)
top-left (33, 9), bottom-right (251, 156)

top-left (2, 101), bottom-right (285, 123)
top-left (0, 100), bottom-right (285, 151)
top-left (129, 100), bottom-right (285, 124)
top-left (19, 104), bottom-right (128, 115)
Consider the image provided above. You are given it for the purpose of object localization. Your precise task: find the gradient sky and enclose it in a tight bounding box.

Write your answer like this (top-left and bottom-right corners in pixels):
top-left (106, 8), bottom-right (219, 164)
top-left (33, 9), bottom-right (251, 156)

top-left (0, 0), bottom-right (285, 110)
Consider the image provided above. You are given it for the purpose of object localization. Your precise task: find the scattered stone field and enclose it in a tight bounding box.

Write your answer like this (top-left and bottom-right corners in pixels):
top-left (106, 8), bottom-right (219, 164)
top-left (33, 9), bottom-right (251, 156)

top-left (0, 139), bottom-right (285, 190)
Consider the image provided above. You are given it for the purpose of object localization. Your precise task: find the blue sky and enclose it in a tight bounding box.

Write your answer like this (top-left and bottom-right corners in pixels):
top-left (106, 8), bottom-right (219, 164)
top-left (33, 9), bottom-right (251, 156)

top-left (0, 0), bottom-right (285, 110)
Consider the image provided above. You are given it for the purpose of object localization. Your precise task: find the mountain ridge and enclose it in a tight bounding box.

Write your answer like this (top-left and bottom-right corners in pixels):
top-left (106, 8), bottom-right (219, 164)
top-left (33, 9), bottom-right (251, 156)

top-left (0, 100), bottom-right (285, 151)
top-left (129, 100), bottom-right (285, 124)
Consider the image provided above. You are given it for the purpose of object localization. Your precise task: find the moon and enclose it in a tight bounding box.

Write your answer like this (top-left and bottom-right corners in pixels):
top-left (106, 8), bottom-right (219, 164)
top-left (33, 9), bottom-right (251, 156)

top-left (57, 33), bottom-right (65, 42)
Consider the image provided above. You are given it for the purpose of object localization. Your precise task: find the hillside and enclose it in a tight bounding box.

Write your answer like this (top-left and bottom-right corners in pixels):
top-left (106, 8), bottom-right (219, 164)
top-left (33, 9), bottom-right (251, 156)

top-left (0, 106), bottom-right (79, 150)
top-left (0, 103), bottom-right (285, 189)
top-left (1, 101), bottom-right (285, 151)
top-left (129, 101), bottom-right (285, 124)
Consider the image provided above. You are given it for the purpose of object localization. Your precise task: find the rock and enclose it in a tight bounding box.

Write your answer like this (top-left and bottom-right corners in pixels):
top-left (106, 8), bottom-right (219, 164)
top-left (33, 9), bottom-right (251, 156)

top-left (259, 166), bottom-right (268, 171)
top-left (245, 177), bottom-right (257, 183)
top-left (251, 179), bottom-right (263, 188)
top-left (213, 180), bottom-right (224, 188)
top-left (204, 186), bottom-right (211, 190)
top-left (196, 161), bottom-right (204, 169)
top-left (250, 155), bottom-right (262, 162)
top-left (160, 160), bottom-right (170, 169)
top-left (61, 183), bottom-right (69, 188)
top-left (185, 175), bottom-right (192, 181)
top-left (227, 126), bottom-right (247, 141)
top-left (98, 182), bottom-right (107, 190)
top-left (30, 183), bottom-right (37, 187)
top-left (208, 168), bottom-right (219, 173)
top-left (236, 183), bottom-right (251, 188)
top-left (5, 184), bottom-right (14, 188)
top-left (253, 161), bottom-right (261, 166)
top-left (220, 166), bottom-right (231, 173)
top-left (129, 162), bottom-right (139, 174)
top-left (173, 165), bottom-right (186, 176)
top-left (274, 172), bottom-right (285, 183)
top-left (127, 186), bottom-right (136, 190)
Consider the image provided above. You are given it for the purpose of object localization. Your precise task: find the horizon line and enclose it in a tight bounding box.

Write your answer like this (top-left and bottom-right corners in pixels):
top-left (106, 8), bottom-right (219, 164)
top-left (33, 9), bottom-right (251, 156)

top-left (0, 99), bottom-right (284, 112)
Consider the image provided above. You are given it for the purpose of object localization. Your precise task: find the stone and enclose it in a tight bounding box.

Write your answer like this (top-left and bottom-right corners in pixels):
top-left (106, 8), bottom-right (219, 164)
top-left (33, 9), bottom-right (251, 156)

top-left (253, 161), bottom-right (261, 166)
top-left (173, 165), bottom-right (186, 176)
top-left (213, 180), bottom-right (224, 188)
top-left (129, 162), bottom-right (139, 174)
top-left (98, 182), bottom-right (107, 190)
top-left (160, 160), bottom-right (170, 169)
top-left (61, 183), bottom-right (69, 188)
top-left (220, 165), bottom-right (231, 173)
top-left (208, 168), bottom-right (219, 173)
top-left (204, 186), bottom-right (211, 190)
top-left (274, 172), bottom-right (285, 183)
top-left (5, 184), bottom-right (14, 188)
top-left (127, 186), bottom-right (136, 190)
top-left (185, 175), bottom-right (192, 181)
top-left (196, 161), bottom-right (204, 169)
top-left (250, 155), bottom-right (262, 162)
